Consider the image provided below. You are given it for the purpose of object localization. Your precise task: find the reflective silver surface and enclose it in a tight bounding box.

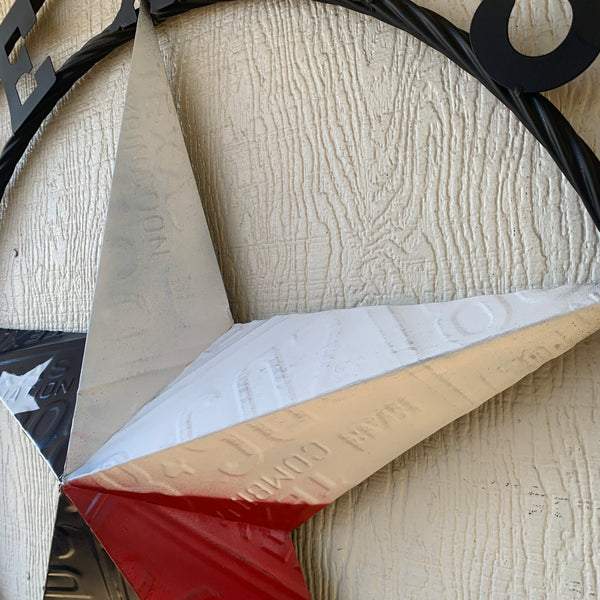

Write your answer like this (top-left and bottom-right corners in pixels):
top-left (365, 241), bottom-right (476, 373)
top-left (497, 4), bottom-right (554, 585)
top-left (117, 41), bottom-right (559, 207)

top-left (66, 0), bottom-right (233, 474)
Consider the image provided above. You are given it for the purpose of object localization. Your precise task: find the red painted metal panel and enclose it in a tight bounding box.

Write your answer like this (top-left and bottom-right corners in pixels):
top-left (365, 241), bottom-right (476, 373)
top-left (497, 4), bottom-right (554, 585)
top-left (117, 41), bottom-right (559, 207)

top-left (67, 480), bottom-right (326, 531)
top-left (65, 485), bottom-right (311, 600)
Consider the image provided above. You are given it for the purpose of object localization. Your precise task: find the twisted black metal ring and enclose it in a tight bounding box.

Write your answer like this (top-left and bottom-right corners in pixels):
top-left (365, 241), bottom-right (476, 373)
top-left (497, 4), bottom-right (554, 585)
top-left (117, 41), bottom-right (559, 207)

top-left (1, 0), bottom-right (600, 231)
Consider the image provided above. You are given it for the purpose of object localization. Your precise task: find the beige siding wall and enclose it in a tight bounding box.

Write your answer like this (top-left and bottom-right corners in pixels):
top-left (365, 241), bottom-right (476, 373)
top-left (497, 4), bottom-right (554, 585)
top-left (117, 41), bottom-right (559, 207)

top-left (0, 0), bottom-right (598, 597)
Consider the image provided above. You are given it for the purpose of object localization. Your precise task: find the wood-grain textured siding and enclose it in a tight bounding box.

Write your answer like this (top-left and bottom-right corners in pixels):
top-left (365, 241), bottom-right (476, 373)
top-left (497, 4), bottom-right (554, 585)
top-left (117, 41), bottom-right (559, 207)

top-left (0, 0), bottom-right (598, 598)
top-left (0, 402), bottom-right (59, 600)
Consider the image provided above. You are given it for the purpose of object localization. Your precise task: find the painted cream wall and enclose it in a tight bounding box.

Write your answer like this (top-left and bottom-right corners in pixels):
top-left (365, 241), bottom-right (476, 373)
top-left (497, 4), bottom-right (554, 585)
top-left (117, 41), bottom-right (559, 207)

top-left (0, 401), bottom-right (59, 600)
top-left (1, 0), bottom-right (599, 330)
top-left (0, 0), bottom-right (598, 598)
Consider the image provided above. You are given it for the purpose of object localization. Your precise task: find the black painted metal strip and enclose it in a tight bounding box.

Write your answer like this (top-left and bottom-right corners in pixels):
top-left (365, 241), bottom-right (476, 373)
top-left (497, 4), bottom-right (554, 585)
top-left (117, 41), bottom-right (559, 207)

top-left (0, 328), bottom-right (85, 476)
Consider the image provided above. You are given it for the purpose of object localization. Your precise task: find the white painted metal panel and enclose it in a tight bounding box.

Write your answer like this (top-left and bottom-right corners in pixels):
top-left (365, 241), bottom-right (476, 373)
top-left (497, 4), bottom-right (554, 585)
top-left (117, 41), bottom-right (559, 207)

top-left (71, 285), bottom-right (600, 479)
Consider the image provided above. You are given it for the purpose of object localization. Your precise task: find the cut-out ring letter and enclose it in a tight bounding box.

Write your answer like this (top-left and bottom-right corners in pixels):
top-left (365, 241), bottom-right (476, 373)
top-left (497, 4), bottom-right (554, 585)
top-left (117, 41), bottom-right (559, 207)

top-left (0, 0), bottom-right (55, 132)
top-left (470, 0), bottom-right (600, 92)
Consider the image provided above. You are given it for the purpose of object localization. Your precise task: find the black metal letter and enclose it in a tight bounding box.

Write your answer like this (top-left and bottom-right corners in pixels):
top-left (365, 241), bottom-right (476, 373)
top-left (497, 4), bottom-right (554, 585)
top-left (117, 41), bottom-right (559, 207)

top-left (470, 0), bottom-right (600, 92)
top-left (150, 0), bottom-right (177, 12)
top-left (111, 0), bottom-right (138, 31)
top-left (0, 0), bottom-right (55, 132)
